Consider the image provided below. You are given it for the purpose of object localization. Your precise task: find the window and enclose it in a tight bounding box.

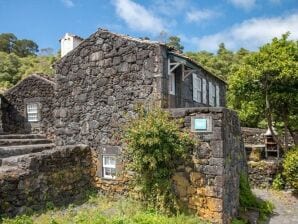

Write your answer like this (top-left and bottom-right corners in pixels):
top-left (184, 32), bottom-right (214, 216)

top-left (202, 78), bottom-right (207, 104)
top-left (102, 155), bottom-right (116, 179)
top-left (169, 73), bottom-right (175, 95)
top-left (27, 103), bottom-right (39, 122)
top-left (193, 73), bottom-right (202, 103)
top-left (209, 82), bottom-right (216, 106)
top-left (216, 85), bottom-right (220, 106)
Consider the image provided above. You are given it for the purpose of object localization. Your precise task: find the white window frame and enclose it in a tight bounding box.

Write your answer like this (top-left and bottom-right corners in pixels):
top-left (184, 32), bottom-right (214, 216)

top-left (168, 72), bottom-right (175, 95)
top-left (202, 78), bottom-right (207, 104)
top-left (193, 73), bottom-right (202, 103)
top-left (216, 85), bottom-right (220, 107)
top-left (27, 103), bottom-right (39, 122)
top-left (102, 155), bottom-right (116, 179)
top-left (209, 82), bottom-right (216, 107)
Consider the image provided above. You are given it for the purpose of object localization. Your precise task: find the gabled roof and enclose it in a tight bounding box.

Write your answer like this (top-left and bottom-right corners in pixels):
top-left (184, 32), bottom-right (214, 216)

top-left (57, 28), bottom-right (225, 83)
top-left (4, 74), bottom-right (55, 95)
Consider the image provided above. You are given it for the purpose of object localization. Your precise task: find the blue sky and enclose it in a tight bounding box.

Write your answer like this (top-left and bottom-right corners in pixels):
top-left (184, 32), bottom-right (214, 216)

top-left (0, 0), bottom-right (297, 53)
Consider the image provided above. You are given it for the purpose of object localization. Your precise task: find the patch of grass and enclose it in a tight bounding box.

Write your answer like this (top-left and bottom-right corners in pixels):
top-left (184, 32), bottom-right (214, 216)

top-left (1, 194), bottom-right (206, 224)
top-left (238, 173), bottom-right (274, 222)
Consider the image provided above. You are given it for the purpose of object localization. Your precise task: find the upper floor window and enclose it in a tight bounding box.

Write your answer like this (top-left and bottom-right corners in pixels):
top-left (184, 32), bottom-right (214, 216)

top-left (27, 103), bottom-right (39, 122)
top-left (202, 78), bottom-right (207, 104)
top-left (169, 72), bottom-right (175, 95)
top-left (193, 73), bottom-right (202, 103)
top-left (216, 85), bottom-right (220, 106)
top-left (209, 82), bottom-right (216, 106)
top-left (103, 155), bottom-right (116, 179)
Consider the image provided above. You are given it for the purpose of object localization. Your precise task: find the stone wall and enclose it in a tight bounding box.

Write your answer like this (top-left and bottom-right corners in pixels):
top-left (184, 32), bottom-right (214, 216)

top-left (241, 127), bottom-right (266, 145)
top-left (0, 145), bottom-right (92, 217)
top-left (169, 107), bottom-right (246, 224)
top-left (247, 160), bottom-right (281, 188)
top-left (2, 74), bottom-right (55, 136)
top-left (54, 29), bottom-right (165, 148)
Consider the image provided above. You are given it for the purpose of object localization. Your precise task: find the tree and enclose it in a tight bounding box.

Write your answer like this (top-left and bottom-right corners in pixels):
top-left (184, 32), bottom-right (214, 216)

top-left (0, 52), bottom-right (21, 90)
top-left (0, 33), bottom-right (39, 57)
top-left (228, 33), bottom-right (298, 148)
top-left (13, 39), bottom-right (38, 57)
top-left (166, 36), bottom-right (184, 53)
top-left (0, 33), bottom-right (17, 53)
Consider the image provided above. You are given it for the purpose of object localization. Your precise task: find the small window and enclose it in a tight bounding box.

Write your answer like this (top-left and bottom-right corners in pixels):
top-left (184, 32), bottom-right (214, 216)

top-left (102, 155), bottom-right (116, 179)
top-left (193, 73), bottom-right (202, 103)
top-left (27, 103), bottom-right (39, 122)
top-left (169, 73), bottom-right (175, 95)
top-left (209, 82), bottom-right (216, 106)
top-left (216, 85), bottom-right (220, 106)
top-left (202, 78), bottom-right (207, 104)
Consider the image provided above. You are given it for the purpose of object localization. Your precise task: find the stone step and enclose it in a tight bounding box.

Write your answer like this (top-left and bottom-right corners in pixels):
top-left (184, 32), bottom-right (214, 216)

top-left (0, 148), bottom-right (56, 167)
top-left (0, 138), bottom-right (52, 146)
top-left (0, 144), bottom-right (55, 159)
top-left (0, 134), bottom-right (46, 139)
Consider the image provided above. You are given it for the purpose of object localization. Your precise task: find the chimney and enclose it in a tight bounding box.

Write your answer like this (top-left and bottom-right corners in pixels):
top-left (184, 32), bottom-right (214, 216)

top-left (60, 33), bottom-right (83, 57)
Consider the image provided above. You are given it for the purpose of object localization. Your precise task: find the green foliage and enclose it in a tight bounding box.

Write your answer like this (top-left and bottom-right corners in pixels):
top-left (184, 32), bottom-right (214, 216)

top-left (228, 33), bottom-right (298, 131)
top-left (282, 146), bottom-right (298, 190)
top-left (2, 215), bottom-right (33, 224)
top-left (0, 51), bottom-right (56, 90)
top-left (239, 173), bottom-right (274, 221)
top-left (272, 174), bottom-right (285, 190)
top-left (2, 195), bottom-right (205, 224)
top-left (231, 218), bottom-right (247, 224)
top-left (166, 36), bottom-right (184, 53)
top-left (0, 33), bottom-right (38, 57)
top-left (123, 108), bottom-right (195, 214)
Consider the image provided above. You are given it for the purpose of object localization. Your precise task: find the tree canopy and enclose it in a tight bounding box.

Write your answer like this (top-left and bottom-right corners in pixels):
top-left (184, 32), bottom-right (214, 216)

top-left (166, 36), bottom-right (184, 53)
top-left (0, 33), bottom-right (57, 91)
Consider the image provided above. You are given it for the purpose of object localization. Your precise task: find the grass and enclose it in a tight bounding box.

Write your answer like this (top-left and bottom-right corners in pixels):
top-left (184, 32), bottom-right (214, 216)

top-left (1, 194), bottom-right (207, 224)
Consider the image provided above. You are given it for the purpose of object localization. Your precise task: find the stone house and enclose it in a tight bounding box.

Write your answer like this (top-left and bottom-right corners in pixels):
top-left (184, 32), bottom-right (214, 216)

top-left (1, 74), bottom-right (55, 136)
top-left (0, 29), bottom-right (245, 224)
top-left (54, 28), bottom-right (227, 179)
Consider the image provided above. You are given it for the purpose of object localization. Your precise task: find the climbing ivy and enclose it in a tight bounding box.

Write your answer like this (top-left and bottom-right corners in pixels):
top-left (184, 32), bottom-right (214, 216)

top-left (123, 108), bottom-right (195, 214)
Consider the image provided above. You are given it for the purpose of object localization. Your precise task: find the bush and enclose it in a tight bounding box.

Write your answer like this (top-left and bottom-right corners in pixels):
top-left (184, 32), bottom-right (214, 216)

top-left (272, 174), bottom-right (285, 190)
top-left (282, 147), bottom-right (298, 190)
top-left (239, 173), bottom-right (274, 221)
top-left (123, 108), bottom-right (195, 214)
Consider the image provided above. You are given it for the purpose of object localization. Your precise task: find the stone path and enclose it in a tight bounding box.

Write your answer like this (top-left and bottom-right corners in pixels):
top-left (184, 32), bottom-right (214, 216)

top-left (253, 188), bottom-right (298, 224)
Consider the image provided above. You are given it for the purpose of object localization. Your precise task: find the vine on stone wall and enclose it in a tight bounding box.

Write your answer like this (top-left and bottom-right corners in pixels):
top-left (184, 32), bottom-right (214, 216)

top-left (123, 108), bottom-right (195, 214)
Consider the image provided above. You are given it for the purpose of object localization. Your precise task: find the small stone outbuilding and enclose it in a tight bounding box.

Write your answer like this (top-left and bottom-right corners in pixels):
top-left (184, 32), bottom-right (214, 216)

top-left (1, 74), bottom-right (55, 136)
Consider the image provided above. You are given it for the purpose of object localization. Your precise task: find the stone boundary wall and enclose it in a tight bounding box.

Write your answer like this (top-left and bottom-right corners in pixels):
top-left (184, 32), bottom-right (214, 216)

top-left (169, 107), bottom-right (246, 224)
top-left (248, 160), bottom-right (281, 188)
top-left (0, 145), bottom-right (92, 217)
top-left (241, 127), bottom-right (266, 145)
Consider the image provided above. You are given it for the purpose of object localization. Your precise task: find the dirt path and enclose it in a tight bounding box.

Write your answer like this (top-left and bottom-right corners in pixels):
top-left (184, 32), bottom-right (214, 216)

top-left (253, 189), bottom-right (298, 224)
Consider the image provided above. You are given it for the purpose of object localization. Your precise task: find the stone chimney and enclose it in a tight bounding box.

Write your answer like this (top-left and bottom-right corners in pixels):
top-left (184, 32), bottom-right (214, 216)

top-left (60, 33), bottom-right (83, 57)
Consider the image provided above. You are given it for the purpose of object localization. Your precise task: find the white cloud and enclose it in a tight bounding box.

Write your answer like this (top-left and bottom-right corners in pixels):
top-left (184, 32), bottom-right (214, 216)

top-left (228, 0), bottom-right (256, 10)
top-left (152, 0), bottom-right (189, 16)
top-left (113, 0), bottom-right (166, 35)
top-left (61, 0), bottom-right (74, 8)
top-left (190, 13), bottom-right (298, 52)
top-left (186, 9), bottom-right (220, 23)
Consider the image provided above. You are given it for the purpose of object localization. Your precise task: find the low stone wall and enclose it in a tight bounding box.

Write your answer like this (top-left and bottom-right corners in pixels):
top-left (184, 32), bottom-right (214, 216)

top-left (0, 145), bottom-right (92, 217)
top-left (248, 160), bottom-right (281, 188)
top-left (170, 107), bottom-right (246, 224)
top-left (241, 127), bottom-right (266, 145)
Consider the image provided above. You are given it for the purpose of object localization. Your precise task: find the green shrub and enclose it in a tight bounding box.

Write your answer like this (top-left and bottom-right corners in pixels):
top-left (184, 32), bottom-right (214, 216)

top-left (282, 147), bottom-right (298, 190)
top-left (231, 218), bottom-right (247, 224)
top-left (2, 215), bottom-right (33, 224)
top-left (123, 108), bottom-right (195, 214)
top-left (272, 173), bottom-right (285, 190)
top-left (239, 173), bottom-right (274, 220)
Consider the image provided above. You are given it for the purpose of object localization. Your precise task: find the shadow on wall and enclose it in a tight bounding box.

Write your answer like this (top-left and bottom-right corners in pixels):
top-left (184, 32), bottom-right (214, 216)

top-left (1, 97), bottom-right (32, 134)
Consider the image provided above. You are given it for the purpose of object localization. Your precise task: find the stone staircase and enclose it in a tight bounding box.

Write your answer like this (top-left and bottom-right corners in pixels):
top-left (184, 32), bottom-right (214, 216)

top-left (0, 134), bottom-right (54, 168)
